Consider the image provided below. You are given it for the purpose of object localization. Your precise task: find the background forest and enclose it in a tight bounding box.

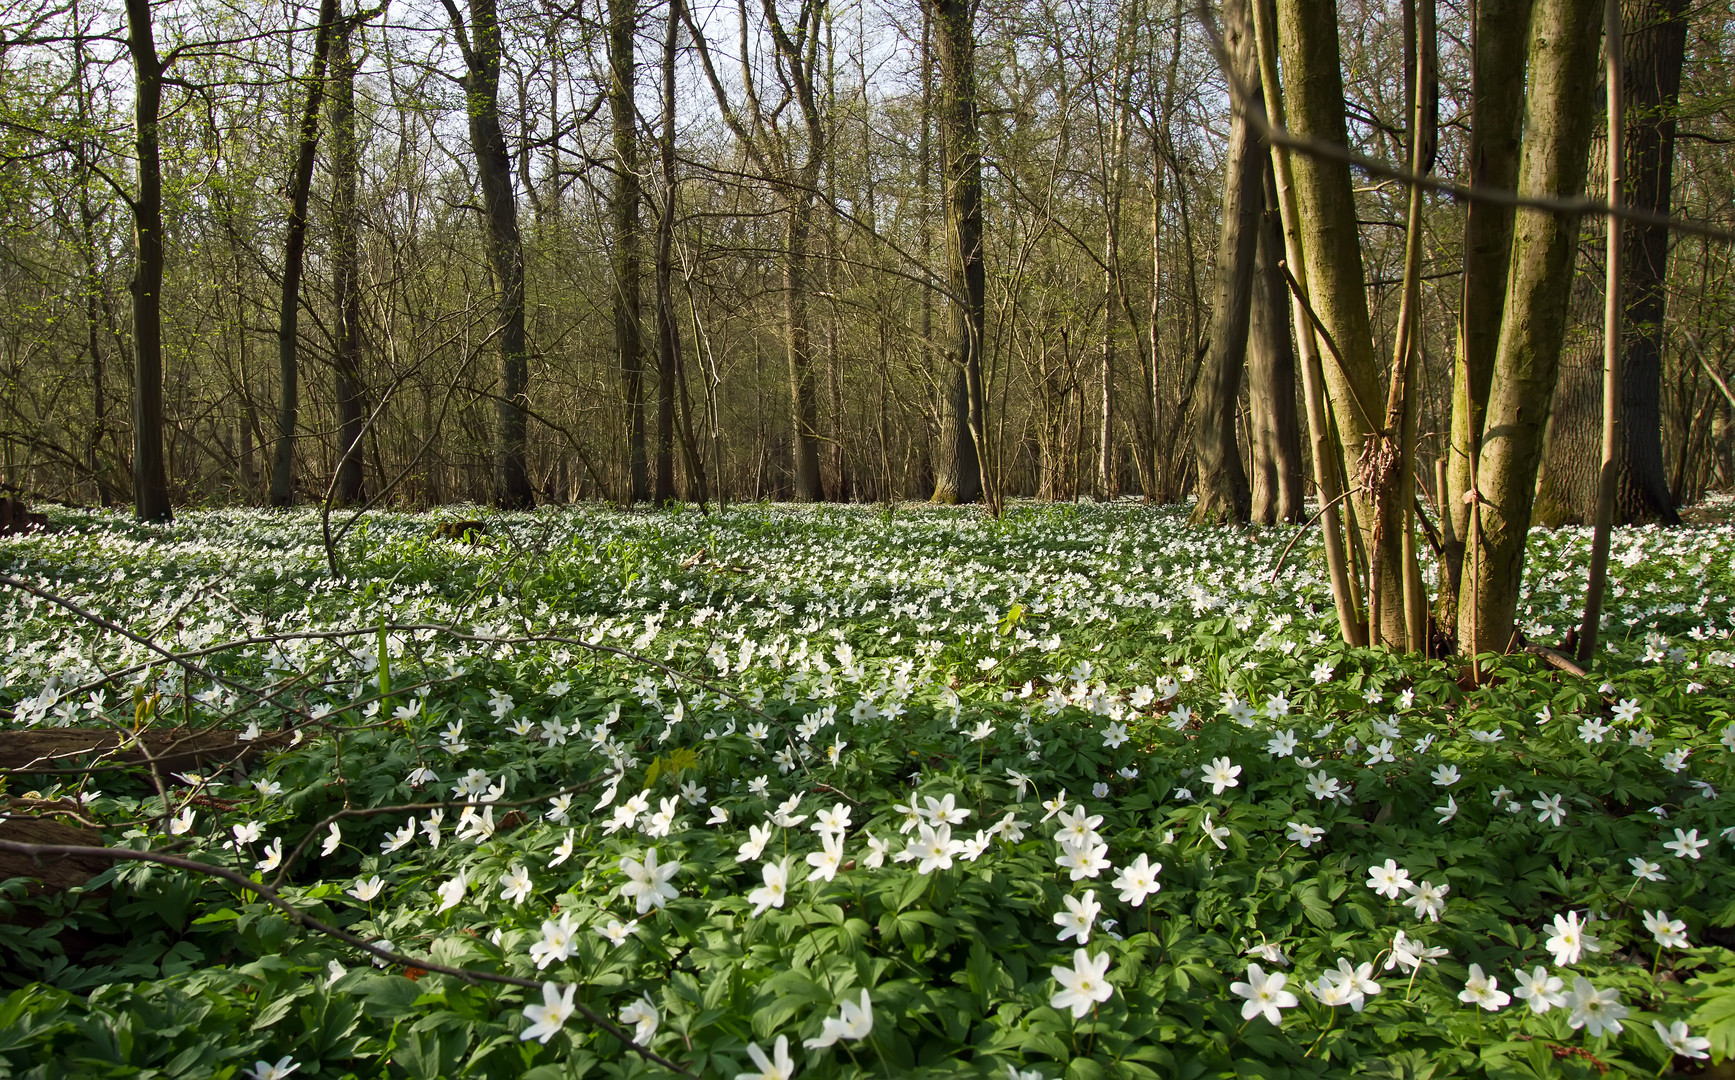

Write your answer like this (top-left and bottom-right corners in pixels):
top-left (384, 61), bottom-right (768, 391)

top-left (0, 0), bottom-right (1732, 521)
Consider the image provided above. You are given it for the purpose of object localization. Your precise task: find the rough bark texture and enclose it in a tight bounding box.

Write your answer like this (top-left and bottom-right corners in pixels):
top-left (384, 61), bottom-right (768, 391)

top-left (126, 0), bottom-right (173, 523)
top-left (1190, 5), bottom-right (1260, 526)
top-left (1276, 0), bottom-right (1404, 643)
top-left (927, 0), bottom-right (985, 505)
top-left (270, 0), bottom-right (341, 509)
top-left (330, 17), bottom-right (366, 507)
top-left (1459, 0), bottom-right (1605, 655)
top-left (447, 0), bottom-right (533, 509)
top-left (1248, 163), bottom-right (1305, 524)
top-left (609, 0), bottom-right (648, 504)
top-left (1442, 0), bottom-right (1534, 628)
top-left (1535, 0), bottom-right (1686, 527)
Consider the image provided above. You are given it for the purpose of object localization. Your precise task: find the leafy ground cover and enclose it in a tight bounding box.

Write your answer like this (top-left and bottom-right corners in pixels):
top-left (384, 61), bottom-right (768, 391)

top-left (1, 501), bottom-right (1733, 1079)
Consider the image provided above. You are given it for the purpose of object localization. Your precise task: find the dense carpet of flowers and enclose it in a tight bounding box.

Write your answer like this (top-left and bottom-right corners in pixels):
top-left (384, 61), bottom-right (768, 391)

top-left (1, 501), bottom-right (1733, 1078)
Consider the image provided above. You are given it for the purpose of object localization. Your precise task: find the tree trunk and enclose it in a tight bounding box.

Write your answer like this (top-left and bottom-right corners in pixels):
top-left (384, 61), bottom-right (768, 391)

top-left (1536, 0), bottom-right (1686, 527)
top-left (1441, 0), bottom-right (1535, 628)
top-left (1459, 0), bottom-right (1605, 656)
top-left (330, 15), bottom-right (367, 506)
top-left (609, 0), bottom-right (648, 504)
top-left (1190, 5), bottom-right (1260, 526)
top-left (269, 0), bottom-right (341, 509)
top-left (652, 0), bottom-right (680, 504)
top-left (125, 0), bottom-right (172, 523)
top-left (926, 0), bottom-right (985, 506)
top-left (444, 0), bottom-right (533, 509)
top-left (1277, 0), bottom-right (1404, 643)
top-left (1248, 162), bottom-right (1304, 524)
top-left (784, 182), bottom-right (825, 501)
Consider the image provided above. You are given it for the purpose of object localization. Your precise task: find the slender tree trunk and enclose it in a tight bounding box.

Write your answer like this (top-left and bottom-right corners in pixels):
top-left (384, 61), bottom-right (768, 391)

top-left (74, 6), bottom-right (115, 506)
top-left (330, 15), bottom-right (366, 506)
top-left (1190, 2), bottom-right (1259, 526)
top-left (1459, 0), bottom-right (1605, 655)
top-left (653, 0), bottom-right (680, 503)
top-left (444, 0), bottom-right (533, 509)
top-left (1442, 0), bottom-right (1535, 626)
top-left (784, 183), bottom-right (825, 501)
top-left (125, 0), bottom-right (172, 523)
top-left (609, 0), bottom-right (648, 503)
top-left (1248, 162), bottom-right (1304, 524)
top-left (270, 0), bottom-right (341, 508)
top-left (926, 0), bottom-right (985, 505)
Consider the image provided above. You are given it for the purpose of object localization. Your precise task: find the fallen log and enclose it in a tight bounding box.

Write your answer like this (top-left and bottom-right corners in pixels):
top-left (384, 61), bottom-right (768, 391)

top-left (0, 725), bottom-right (292, 774)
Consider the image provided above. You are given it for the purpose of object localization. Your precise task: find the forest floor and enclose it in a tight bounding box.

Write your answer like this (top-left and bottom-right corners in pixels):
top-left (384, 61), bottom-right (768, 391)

top-left (0, 501), bottom-right (1732, 1079)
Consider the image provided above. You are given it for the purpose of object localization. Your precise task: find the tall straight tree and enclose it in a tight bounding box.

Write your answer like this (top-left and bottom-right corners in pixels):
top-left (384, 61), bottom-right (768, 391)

top-left (1247, 163), bottom-right (1304, 524)
top-left (1535, 0), bottom-right (1688, 527)
top-left (329, 11), bottom-right (367, 506)
top-left (441, 0), bottom-right (534, 509)
top-left (270, 0), bottom-right (342, 508)
top-left (124, 0), bottom-right (172, 522)
top-left (609, 0), bottom-right (648, 503)
top-left (924, 0), bottom-right (985, 505)
top-left (653, 0), bottom-right (681, 503)
top-left (1190, 0), bottom-right (1260, 525)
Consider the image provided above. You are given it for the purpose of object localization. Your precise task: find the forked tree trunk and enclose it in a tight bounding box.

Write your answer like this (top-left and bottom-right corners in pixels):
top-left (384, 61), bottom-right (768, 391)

top-left (125, 0), bottom-right (172, 523)
top-left (926, 0), bottom-right (985, 506)
top-left (1459, 0), bottom-right (1605, 655)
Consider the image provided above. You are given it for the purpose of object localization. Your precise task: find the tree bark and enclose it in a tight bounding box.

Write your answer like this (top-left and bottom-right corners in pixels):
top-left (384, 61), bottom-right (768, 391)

top-left (269, 0), bottom-right (341, 509)
top-left (652, 0), bottom-right (680, 503)
top-left (926, 0), bottom-right (985, 506)
top-left (443, 0), bottom-right (534, 509)
top-left (609, 0), bottom-right (648, 503)
top-left (1248, 161), bottom-right (1304, 524)
top-left (1536, 0), bottom-right (1686, 527)
top-left (762, 0), bottom-right (826, 502)
top-left (1277, 0), bottom-right (1405, 643)
top-left (1441, 0), bottom-right (1535, 630)
top-left (330, 14), bottom-right (367, 507)
top-left (1459, 0), bottom-right (1605, 656)
top-left (125, 0), bottom-right (172, 523)
top-left (1190, 2), bottom-right (1260, 526)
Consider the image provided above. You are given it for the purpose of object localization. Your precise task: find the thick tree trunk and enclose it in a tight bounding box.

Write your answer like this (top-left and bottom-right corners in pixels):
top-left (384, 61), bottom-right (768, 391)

top-left (1536, 0), bottom-right (1685, 527)
top-left (609, 0), bottom-right (648, 503)
top-left (1459, 0), bottom-right (1605, 655)
top-left (269, 0), bottom-right (340, 509)
top-left (125, 0), bottom-right (172, 523)
top-left (445, 0), bottom-right (533, 509)
top-left (330, 16), bottom-right (366, 506)
top-left (1277, 0), bottom-right (1406, 644)
top-left (1190, 7), bottom-right (1260, 526)
top-left (1248, 163), bottom-right (1304, 524)
top-left (927, 0), bottom-right (985, 506)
